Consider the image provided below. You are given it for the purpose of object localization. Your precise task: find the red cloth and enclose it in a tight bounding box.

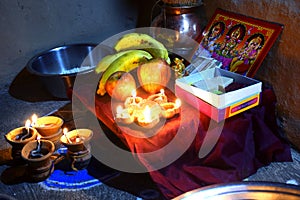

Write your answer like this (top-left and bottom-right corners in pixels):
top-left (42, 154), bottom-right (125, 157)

top-left (74, 85), bottom-right (292, 199)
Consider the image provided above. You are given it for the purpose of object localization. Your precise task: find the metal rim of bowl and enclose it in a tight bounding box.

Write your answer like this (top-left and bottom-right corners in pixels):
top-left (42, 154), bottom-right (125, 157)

top-left (26, 43), bottom-right (97, 77)
top-left (173, 181), bottom-right (300, 200)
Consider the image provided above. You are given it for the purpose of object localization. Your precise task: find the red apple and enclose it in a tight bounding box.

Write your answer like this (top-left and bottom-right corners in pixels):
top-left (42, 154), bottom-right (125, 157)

top-left (137, 58), bottom-right (171, 94)
top-left (105, 71), bottom-right (136, 101)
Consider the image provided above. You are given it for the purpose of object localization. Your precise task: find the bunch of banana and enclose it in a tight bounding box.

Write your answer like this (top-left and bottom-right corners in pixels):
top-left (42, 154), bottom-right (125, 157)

top-left (114, 33), bottom-right (170, 64)
top-left (95, 33), bottom-right (171, 96)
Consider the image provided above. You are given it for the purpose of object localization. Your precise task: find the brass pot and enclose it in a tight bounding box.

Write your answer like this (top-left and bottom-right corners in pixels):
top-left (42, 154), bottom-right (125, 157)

top-left (151, 2), bottom-right (207, 57)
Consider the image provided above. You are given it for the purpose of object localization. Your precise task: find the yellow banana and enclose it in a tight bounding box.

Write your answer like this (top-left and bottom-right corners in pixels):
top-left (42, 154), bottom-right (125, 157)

top-left (114, 33), bottom-right (170, 64)
top-left (95, 50), bottom-right (137, 74)
top-left (97, 50), bottom-right (153, 96)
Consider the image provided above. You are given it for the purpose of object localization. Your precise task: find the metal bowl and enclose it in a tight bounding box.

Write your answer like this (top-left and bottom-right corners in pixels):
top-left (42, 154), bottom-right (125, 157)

top-left (26, 44), bottom-right (113, 99)
top-left (173, 182), bottom-right (300, 200)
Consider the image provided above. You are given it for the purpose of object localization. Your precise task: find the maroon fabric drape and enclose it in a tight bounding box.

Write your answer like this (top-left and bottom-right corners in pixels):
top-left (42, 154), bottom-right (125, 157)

top-left (74, 84), bottom-right (292, 199)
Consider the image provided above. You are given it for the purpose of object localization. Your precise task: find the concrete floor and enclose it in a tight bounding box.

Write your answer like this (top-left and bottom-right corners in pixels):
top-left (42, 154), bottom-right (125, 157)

top-left (0, 71), bottom-right (140, 199)
top-left (1, 68), bottom-right (300, 200)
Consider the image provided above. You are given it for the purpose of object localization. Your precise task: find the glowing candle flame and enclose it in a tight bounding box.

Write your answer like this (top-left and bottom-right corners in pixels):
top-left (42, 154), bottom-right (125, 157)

top-left (75, 130), bottom-right (81, 143)
top-left (25, 119), bottom-right (31, 128)
top-left (63, 128), bottom-right (72, 143)
top-left (144, 105), bottom-right (152, 123)
top-left (25, 119), bottom-right (31, 135)
top-left (116, 105), bottom-right (123, 114)
top-left (175, 99), bottom-right (181, 108)
top-left (31, 114), bottom-right (38, 126)
top-left (160, 89), bottom-right (165, 96)
top-left (131, 90), bottom-right (136, 98)
top-left (36, 135), bottom-right (41, 151)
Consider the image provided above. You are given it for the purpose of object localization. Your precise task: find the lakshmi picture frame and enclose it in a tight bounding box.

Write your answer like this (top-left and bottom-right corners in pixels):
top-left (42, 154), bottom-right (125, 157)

top-left (194, 8), bottom-right (283, 77)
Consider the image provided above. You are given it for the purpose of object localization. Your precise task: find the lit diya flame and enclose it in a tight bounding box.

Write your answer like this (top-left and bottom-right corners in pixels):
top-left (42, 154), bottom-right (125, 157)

top-left (175, 98), bottom-right (181, 108)
top-left (29, 135), bottom-right (43, 159)
top-left (147, 89), bottom-right (168, 104)
top-left (130, 90), bottom-right (137, 105)
top-left (137, 104), bottom-right (160, 128)
top-left (63, 128), bottom-right (72, 144)
top-left (32, 114), bottom-right (59, 128)
top-left (116, 105), bottom-right (123, 118)
top-left (74, 130), bottom-right (82, 143)
top-left (31, 113), bottom-right (38, 127)
top-left (25, 119), bottom-right (31, 133)
top-left (144, 105), bottom-right (151, 123)
top-left (115, 105), bottom-right (134, 124)
top-left (132, 90), bottom-right (137, 99)
top-left (124, 90), bottom-right (143, 108)
top-left (15, 119), bottom-right (32, 141)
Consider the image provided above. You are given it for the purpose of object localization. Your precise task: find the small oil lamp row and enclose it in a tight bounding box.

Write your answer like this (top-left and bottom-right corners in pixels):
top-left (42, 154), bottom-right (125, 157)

top-left (115, 89), bottom-right (181, 128)
top-left (5, 114), bottom-right (93, 175)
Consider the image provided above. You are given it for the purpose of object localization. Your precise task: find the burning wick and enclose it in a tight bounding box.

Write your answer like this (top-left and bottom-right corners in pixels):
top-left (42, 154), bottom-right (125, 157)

top-left (116, 105), bottom-right (124, 119)
top-left (75, 130), bottom-right (82, 143)
top-left (31, 113), bottom-right (38, 127)
top-left (144, 105), bottom-right (152, 123)
top-left (25, 119), bottom-right (31, 134)
top-left (131, 90), bottom-right (137, 105)
top-left (157, 89), bottom-right (166, 101)
top-left (115, 105), bottom-right (134, 124)
top-left (137, 104), bottom-right (159, 128)
top-left (160, 89), bottom-right (165, 96)
top-left (15, 119), bottom-right (32, 141)
top-left (30, 136), bottom-right (43, 158)
top-left (63, 128), bottom-right (72, 144)
top-left (175, 98), bottom-right (181, 108)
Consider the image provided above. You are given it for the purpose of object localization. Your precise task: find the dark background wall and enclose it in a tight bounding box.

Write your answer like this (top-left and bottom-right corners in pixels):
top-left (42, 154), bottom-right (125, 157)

top-left (0, 0), bottom-right (139, 86)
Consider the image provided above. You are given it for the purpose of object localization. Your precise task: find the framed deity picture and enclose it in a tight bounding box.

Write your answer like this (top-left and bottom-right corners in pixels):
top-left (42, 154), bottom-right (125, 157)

top-left (194, 8), bottom-right (283, 77)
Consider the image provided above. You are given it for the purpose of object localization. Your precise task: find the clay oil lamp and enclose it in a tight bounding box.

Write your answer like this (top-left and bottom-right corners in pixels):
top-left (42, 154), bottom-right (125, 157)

top-left (115, 105), bottom-right (135, 124)
top-left (60, 128), bottom-right (93, 170)
top-left (161, 98), bottom-right (182, 119)
top-left (5, 119), bottom-right (38, 161)
top-left (147, 89), bottom-right (168, 105)
top-left (21, 136), bottom-right (55, 181)
top-left (32, 115), bottom-right (63, 137)
top-left (39, 128), bottom-right (63, 151)
top-left (137, 100), bottom-right (161, 129)
top-left (60, 128), bottom-right (93, 152)
top-left (124, 90), bottom-right (143, 109)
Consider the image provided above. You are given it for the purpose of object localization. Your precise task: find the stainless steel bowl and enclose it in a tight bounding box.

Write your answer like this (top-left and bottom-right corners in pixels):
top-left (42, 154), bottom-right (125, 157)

top-left (173, 182), bottom-right (300, 200)
top-left (26, 44), bottom-right (114, 99)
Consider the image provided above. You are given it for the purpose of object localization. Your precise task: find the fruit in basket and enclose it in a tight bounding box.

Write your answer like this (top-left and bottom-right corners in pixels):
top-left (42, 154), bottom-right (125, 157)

top-left (137, 58), bottom-right (171, 94)
top-left (95, 50), bottom-right (136, 74)
top-left (105, 71), bottom-right (136, 101)
top-left (114, 33), bottom-right (171, 64)
top-left (97, 49), bottom-right (152, 96)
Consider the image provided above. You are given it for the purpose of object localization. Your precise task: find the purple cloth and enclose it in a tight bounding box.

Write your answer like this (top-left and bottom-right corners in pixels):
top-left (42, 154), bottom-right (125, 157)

top-left (74, 85), bottom-right (292, 199)
top-left (148, 89), bottom-right (292, 199)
